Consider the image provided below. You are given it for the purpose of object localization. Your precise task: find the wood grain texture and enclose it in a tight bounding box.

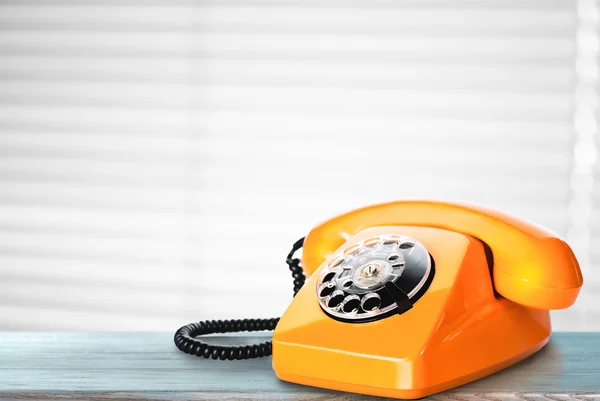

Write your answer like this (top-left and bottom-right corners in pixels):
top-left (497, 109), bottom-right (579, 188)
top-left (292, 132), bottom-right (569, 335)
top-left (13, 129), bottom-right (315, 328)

top-left (0, 332), bottom-right (598, 400)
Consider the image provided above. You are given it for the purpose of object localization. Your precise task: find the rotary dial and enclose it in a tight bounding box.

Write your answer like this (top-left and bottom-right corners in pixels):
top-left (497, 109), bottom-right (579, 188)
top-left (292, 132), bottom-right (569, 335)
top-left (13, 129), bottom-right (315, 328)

top-left (316, 235), bottom-right (433, 323)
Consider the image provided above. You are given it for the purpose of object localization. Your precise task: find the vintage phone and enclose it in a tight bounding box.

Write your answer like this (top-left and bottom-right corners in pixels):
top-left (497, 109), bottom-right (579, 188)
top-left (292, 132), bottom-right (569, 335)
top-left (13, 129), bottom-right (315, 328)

top-left (175, 200), bottom-right (583, 399)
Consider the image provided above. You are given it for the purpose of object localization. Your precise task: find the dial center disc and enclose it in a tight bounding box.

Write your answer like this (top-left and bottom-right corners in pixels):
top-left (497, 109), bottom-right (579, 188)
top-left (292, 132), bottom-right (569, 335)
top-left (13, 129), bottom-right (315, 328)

top-left (353, 260), bottom-right (394, 289)
top-left (361, 263), bottom-right (381, 278)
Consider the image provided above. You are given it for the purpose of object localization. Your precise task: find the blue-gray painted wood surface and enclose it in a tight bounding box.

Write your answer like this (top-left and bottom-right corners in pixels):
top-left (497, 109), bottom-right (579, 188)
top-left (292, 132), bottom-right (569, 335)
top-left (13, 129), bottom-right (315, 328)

top-left (0, 332), bottom-right (598, 400)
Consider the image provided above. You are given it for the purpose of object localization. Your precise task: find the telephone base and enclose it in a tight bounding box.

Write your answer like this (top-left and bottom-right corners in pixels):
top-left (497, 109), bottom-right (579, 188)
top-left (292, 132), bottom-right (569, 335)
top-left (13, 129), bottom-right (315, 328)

top-left (272, 226), bottom-right (553, 399)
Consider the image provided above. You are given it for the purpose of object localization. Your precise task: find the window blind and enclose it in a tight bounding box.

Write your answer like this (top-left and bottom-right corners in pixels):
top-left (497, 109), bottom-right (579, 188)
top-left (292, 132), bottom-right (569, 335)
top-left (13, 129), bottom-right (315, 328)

top-left (0, 0), bottom-right (595, 330)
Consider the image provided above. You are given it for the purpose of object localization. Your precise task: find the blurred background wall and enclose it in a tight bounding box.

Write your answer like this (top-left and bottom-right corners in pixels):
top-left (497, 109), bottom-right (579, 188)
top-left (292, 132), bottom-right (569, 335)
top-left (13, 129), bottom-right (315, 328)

top-left (0, 0), bottom-right (598, 331)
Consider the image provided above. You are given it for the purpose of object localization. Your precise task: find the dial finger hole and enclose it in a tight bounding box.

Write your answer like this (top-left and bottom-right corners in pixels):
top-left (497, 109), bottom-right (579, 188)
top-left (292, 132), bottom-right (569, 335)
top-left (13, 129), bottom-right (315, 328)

top-left (322, 271), bottom-right (337, 282)
top-left (383, 236), bottom-right (402, 245)
top-left (343, 244), bottom-right (361, 256)
top-left (361, 293), bottom-right (381, 311)
top-left (318, 282), bottom-right (336, 297)
top-left (341, 279), bottom-right (354, 288)
top-left (327, 290), bottom-right (345, 309)
top-left (364, 237), bottom-right (381, 247)
top-left (342, 295), bottom-right (361, 314)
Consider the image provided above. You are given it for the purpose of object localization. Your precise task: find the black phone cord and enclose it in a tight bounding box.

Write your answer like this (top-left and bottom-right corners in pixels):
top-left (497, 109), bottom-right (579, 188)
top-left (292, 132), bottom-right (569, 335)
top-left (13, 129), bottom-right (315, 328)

top-left (173, 237), bottom-right (305, 360)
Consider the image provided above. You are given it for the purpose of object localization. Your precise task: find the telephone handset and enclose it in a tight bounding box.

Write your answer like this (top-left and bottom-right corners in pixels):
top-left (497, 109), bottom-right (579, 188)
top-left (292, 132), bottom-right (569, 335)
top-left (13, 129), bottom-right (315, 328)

top-left (175, 200), bottom-right (583, 399)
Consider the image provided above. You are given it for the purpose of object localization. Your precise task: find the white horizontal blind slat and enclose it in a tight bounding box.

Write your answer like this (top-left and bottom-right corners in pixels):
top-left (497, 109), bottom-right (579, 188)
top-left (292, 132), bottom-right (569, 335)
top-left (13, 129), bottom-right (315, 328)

top-left (0, 0), bottom-right (585, 330)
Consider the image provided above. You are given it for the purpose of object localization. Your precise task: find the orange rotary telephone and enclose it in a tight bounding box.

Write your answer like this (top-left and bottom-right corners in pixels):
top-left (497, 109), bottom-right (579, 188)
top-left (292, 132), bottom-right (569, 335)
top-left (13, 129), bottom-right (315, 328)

top-left (175, 200), bottom-right (583, 399)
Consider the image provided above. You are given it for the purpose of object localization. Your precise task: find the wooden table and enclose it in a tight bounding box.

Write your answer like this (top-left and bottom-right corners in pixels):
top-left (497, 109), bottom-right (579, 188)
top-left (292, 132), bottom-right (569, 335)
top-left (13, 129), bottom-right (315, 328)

top-left (0, 332), bottom-right (598, 400)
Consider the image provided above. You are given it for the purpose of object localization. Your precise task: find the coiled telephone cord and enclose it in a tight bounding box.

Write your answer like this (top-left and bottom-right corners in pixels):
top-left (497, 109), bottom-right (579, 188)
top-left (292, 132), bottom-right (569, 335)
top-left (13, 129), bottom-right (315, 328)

top-left (173, 237), bottom-right (305, 360)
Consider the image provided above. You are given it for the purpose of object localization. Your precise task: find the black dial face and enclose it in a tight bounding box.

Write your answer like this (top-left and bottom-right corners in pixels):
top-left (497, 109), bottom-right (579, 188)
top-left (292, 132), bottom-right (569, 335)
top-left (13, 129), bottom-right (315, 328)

top-left (316, 235), bottom-right (434, 323)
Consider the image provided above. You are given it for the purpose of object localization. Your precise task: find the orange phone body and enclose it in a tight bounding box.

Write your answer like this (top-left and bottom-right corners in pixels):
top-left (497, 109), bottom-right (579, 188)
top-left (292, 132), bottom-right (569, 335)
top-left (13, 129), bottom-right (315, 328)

top-left (272, 201), bottom-right (583, 399)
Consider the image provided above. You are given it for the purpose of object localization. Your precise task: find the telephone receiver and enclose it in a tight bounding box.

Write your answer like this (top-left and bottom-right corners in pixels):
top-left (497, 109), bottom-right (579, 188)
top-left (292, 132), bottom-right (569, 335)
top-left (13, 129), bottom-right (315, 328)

top-left (175, 200), bottom-right (583, 399)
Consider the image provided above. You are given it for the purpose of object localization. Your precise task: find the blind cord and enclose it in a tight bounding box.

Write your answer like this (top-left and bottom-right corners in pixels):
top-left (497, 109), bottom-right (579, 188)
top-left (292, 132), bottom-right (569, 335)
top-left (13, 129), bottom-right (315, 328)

top-left (173, 237), bottom-right (306, 360)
